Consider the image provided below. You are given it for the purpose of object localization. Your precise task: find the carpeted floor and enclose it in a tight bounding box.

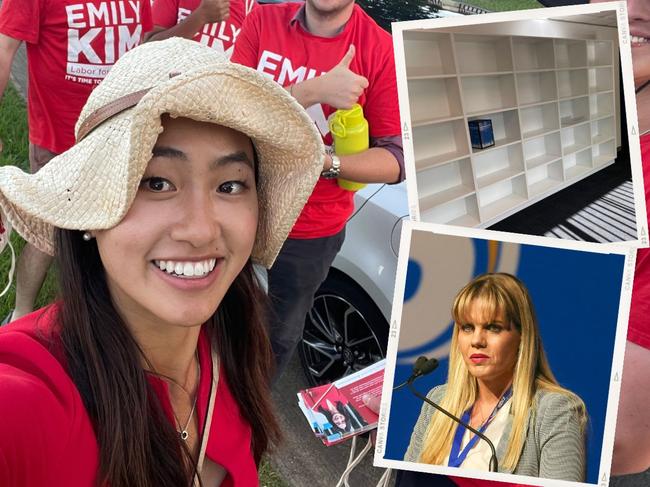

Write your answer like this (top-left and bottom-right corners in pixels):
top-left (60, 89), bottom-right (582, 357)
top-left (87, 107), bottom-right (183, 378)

top-left (542, 180), bottom-right (636, 242)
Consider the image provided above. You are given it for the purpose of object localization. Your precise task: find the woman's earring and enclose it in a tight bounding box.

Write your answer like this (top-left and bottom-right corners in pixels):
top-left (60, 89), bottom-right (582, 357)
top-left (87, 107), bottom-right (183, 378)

top-left (82, 232), bottom-right (93, 241)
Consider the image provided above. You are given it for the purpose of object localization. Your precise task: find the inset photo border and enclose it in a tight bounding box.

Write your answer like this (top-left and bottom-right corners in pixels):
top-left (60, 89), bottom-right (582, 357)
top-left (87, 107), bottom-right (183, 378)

top-left (393, 2), bottom-right (647, 246)
top-left (374, 221), bottom-right (635, 487)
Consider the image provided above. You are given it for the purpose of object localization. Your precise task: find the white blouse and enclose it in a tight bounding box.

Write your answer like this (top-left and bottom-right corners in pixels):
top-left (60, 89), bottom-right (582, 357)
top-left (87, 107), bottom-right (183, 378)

top-left (443, 397), bottom-right (512, 470)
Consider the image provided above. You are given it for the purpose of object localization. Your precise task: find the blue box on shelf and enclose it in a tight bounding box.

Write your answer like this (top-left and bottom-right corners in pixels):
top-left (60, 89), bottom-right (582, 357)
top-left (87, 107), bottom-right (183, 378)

top-left (468, 119), bottom-right (495, 150)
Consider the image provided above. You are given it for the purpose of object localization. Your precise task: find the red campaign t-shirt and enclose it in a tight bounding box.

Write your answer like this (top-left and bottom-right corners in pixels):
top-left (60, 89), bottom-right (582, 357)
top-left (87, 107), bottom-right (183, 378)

top-left (0, 306), bottom-right (257, 486)
top-left (0, 0), bottom-right (153, 154)
top-left (152, 0), bottom-right (255, 58)
top-left (231, 3), bottom-right (401, 239)
top-left (628, 132), bottom-right (650, 349)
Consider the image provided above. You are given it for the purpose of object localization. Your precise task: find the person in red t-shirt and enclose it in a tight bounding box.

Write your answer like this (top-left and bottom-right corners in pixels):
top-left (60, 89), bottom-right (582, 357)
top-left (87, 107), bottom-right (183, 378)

top-left (0, 0), bottom-right (153, 323)
top-left (147, 0), bottom-right (256, 59)
top-left (231, 0), bottom-right (404, 379)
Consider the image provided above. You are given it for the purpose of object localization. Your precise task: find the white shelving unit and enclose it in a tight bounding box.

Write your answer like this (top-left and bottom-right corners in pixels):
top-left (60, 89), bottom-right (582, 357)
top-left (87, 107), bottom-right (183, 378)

top-left (400, 31), bottom-right (616, 227)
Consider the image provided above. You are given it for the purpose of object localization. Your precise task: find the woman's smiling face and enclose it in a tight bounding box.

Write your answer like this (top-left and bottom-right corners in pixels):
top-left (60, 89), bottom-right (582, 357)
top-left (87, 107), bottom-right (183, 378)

top-left (94, 116), bottom-right (258, 331)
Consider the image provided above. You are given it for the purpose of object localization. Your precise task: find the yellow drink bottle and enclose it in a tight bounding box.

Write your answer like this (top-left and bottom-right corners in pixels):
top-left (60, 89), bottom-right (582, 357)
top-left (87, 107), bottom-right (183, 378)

top-left (329, 104), bottom-right (368, 191)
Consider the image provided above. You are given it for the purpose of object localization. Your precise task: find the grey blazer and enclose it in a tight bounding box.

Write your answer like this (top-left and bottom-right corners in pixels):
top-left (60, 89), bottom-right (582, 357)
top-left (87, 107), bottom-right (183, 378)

top-left (404, 385), bottom-right (586, 482)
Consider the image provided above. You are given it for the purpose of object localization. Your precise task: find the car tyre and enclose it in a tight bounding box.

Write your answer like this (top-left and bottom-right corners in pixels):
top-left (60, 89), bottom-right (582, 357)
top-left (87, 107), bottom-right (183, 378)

top-left (299, 270), bottom-right (388, 386)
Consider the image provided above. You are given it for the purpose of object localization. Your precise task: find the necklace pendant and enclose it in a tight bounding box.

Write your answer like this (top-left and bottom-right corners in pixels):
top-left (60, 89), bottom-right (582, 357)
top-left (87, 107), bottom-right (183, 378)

top-left (180, 430), bottom-right (189, 441)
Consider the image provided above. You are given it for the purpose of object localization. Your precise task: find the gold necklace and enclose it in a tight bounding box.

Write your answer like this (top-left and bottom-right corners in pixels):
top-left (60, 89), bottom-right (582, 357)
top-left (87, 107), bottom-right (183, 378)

top-left (169, 353), bottom-right (200, 442)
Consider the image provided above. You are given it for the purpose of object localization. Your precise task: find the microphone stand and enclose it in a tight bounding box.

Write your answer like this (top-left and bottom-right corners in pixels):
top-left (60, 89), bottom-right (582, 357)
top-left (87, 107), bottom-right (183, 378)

top-left (406, 377), bottom-right (499, 473)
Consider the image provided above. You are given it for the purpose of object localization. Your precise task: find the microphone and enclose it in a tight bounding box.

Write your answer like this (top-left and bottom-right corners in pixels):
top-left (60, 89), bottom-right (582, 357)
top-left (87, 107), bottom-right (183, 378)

top-left (394, 356), bottom-right (437, 392)
top-left (413, 356), bottom-right (428, 375)
top-left (418, 357), bottom-right (439, 376)
top-left (402, 356), bottom-right (499, 472)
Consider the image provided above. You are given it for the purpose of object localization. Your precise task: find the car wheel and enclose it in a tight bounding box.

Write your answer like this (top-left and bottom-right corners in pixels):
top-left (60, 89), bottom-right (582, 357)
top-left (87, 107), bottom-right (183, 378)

top-left (299, 270), bottom-right (388, 386)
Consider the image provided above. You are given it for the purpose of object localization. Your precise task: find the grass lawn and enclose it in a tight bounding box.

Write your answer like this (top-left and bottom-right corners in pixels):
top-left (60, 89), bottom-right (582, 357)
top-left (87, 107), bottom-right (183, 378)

top-left (0, 81), bottom-right (287, 485)
top-left (467, 0), bottom-right (544, 11)
top-left (0, 84), bottom-right (58, 320)
top-left (259, 460), bottom-right (291, 487)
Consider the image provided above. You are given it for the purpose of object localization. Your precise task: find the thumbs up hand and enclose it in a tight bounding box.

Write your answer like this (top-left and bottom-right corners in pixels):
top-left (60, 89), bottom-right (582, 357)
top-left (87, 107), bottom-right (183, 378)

top-left (197, 0), bottom-right (230, 24)
top-left (318, 45), bottom-right (369, 109)
top-left (338, 44), bottom-right (356, 69)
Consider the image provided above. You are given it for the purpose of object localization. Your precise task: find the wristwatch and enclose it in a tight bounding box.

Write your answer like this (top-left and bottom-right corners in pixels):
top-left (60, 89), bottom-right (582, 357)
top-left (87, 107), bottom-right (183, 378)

top-left (321, 154), bottom-right (341, 179)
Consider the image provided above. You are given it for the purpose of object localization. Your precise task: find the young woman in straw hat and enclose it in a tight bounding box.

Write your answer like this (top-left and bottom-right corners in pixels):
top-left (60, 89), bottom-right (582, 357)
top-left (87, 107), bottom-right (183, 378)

top-left (0, 37), bottom-right (323, 487)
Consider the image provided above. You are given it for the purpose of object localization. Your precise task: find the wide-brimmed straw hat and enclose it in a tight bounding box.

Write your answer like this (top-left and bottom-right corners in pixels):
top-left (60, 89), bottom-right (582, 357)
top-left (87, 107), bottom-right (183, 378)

top-left (0, 38), bottom-right (324, 269)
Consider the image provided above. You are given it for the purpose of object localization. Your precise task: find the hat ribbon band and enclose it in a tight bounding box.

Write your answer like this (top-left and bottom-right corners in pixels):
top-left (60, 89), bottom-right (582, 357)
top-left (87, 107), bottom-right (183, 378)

top-left (76, 88), bottom-right (152, 142)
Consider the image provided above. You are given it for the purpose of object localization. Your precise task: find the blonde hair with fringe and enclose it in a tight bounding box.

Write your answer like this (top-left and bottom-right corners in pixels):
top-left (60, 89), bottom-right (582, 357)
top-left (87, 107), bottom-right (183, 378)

top-left (419, 273), bottom-right (586, 470)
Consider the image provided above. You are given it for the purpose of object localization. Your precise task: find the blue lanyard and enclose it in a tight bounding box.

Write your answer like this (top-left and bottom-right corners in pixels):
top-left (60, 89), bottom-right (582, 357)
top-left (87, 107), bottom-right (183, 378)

top-left (448, 387), bottom-right (513, 468)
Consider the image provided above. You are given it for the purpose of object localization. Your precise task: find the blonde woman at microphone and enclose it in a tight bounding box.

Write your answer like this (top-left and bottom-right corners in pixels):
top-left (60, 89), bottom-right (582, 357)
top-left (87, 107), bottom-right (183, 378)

top-left (405, 273), bottom-right (587, 482)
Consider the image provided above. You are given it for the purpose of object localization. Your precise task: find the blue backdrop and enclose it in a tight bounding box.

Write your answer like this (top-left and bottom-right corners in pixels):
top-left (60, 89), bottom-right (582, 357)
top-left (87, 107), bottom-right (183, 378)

top-left (385, 235), bottom-right (626, 484)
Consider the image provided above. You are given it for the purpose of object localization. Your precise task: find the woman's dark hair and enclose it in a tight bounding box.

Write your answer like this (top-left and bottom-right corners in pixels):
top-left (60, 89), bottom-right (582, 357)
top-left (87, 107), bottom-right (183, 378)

top-left (55, 227), bottom-right (281, 487)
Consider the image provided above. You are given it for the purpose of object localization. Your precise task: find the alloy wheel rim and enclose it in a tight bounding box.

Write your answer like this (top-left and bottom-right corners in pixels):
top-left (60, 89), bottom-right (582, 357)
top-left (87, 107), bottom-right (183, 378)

top-left (301, 293), bottom-right (384, 384)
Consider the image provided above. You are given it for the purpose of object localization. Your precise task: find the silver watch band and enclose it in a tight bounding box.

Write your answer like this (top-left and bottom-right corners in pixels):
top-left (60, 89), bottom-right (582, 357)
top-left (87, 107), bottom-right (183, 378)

top-left (321, 154), bottom-right (341, 178)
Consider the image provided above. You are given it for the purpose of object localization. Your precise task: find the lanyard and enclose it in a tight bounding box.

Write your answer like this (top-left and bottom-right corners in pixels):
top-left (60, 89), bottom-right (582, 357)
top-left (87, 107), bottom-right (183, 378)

top-left (448, 387), bottom-right (513, 468)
